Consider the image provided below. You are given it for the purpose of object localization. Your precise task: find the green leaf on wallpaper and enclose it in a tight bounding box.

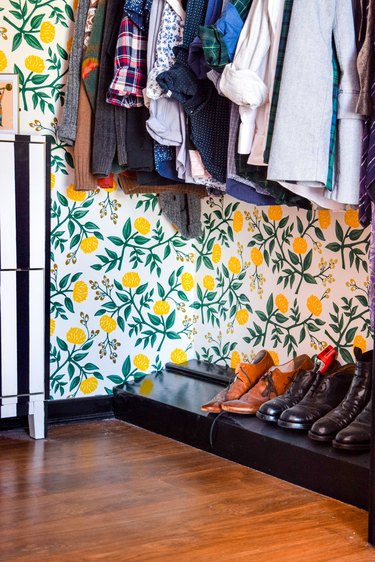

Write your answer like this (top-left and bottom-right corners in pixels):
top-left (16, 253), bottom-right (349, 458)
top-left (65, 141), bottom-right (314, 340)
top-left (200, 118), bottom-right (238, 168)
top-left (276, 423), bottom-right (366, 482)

top-left (57, 337), bottom-right (68, 351)
top-left (166, 311), bottom-right (176, 330)
top-left (108, 236), bottom-right (123, 246)
top-left (297, 216), bottom-right (304, 234)
top-left (57, 44), bottom-right (69, 60)
top-left (59, 274), bottom-right (70, 289)
top-left (70, 234), bottom-right (80, 249)
top-left (340, 348), bottom-right (353, 364)
top-left (68, 364), bottom-right (75, 378)
top-left (94, 231), bottom-right (104, 240)
top-left (108, 375), bottom-right (123, 384)
top-left (356, 295), bottom-right (368, 307)
top-left (349, 229), bottom-right (363, 241)
top-left (64, 3), bottom-right (74, 20)
top-left (326, 242), bottom-right (340, 252)
top-left (134, 235), bottom-right (149, 245)
top-left (70, 377), bottom-right (80, 391)
top-left (299, 327), bottom-right (306, 343)
top-left (136, 284), bottom-right (147, 295)
top-left (157, 283), bottom-right (165, 298)
top-left (25, 33), bottom-right (43, 50)
top-left (122, 218), bottom-right (131, 239)
top-left (71, 272), bottom-right (82, 283)
top-left (275, 313), bottom-right (288, 324)
top-left (12, 32), bottom-right (22, 51)
top-left (57, 192), bottom-right (68, 207)
top-left (148, 314), bottom-right (161, 326)
top-left (9, 9), bottom-right (22, 19)
top-left (345, 327), bottom-right (357, 343)
top-left (30, 13), bottom-right (44, 28)
top-left (117, 316), bottom-right (125, 332)
top-left (190, 302), bottom-right (201, 309)
top-left (122, 356), bottom-right (131, 377)
top-left (166, 332), bottom-right (180, 340)
top-left (279, 217), bottom-right (289, 229)
top-left (335, 221), bottom-right (344, 242)
top-left (288, 251), bottom-right (299, 266)
top-left (178, 290), bottom-right (189, 302)
top-left (84, 363), bottom-right (99, 371)
top-left (94, 309), bottom-right (106, 316)
top-left (73, 353), bottom-right (88, 362)
top-left (73, 210), bottom-right (89, 219)
top-left (64, 298), bottom-right (74, 314)
top-left (14, 64), bottom-right (24, 85)
top-left (315, 227), bottom-right (325, 241)
top-left (81, 340), bottom-right (94, 350)
top-left (303, 250), bottom-right (313, 271)
top-left (65, 151), bottom-right (74, 169)
top-left (266, 295), bottom-right (273, 316)
top-left (168, 271), bottom-right (175, 287)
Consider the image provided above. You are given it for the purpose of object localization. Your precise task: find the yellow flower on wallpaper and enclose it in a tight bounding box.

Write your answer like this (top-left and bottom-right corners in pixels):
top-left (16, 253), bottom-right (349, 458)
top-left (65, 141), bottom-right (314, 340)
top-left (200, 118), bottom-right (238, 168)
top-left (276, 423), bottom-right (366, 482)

top-left (133, 354), bottom-right (150, 371)
top-left (353, 334), bottom-right (367, 353)
top-left (293, 237), bottom-right (308, 254)
top-left (251, 248), bottom-right (263, 267)
top-left (80, 236), bottom-right (99, 253)
top-left (306, 295), bottom-right (323, 317)
top-left (170, 348), bottom-right (188, 364)
top-left (275, 294), bottom-right (289, 314)
top-left (212, 243), bottom-right (222, 263)
top-left (122, 271), bottom-right (140, 288)
top-left (228, 256), bottom-right (241, 274)
top-left (233, 211), bottom-right (244, 232)
top-left (73, 281), bottom-right (88, 302)
top-left (80, 377), bottom-right (98, 395)
top-left (181, 272), bottom-right (194, 291)
top-left (66, 184), bottom-right (86, 202)
top-left (230, 351), bottom-right (241, 370)
top-left (269, 351), bottom-right (280, 365)
top-left (66, 327), bottom-right (86, 345)
top-left (25, 55), bottom-right (45, 73)
top-left (50, 318), bottom-right (56, 336)
top-left (236, 309), bottom-right (249, 325)
top-left (134, 217), bottom-right (151, 235)
top-left (318, 209), bottom-right (331, 229)
top-left (50, 173), bottom-right (56, 190)
top-left (153, 300), bottom-right (170, 315)
top-left (344, 209), bottom-right (360, 229)
top-left (0, 51), bottom-right (7, 72)
top-left (40, 21), bottom-right (55, 43)
top-left (100, 315), bottom-right (117, 333)
top-left (203, 275), bottom-right (215, 291)
top-left (268, 206), bottom-right (282, 221)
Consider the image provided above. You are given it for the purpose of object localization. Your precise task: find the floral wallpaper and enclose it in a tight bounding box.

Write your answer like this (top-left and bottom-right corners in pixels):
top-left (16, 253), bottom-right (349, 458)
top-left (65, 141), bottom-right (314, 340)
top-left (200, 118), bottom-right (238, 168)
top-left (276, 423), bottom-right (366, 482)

top-left (0, 1), bottom-right (371, 400)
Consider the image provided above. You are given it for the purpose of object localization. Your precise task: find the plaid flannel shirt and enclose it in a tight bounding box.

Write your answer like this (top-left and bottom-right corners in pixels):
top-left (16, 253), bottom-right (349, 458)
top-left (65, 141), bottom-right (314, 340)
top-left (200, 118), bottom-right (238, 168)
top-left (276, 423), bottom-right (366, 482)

top-left (199, 0), bottom-right (252, 72)
top-left (106, 13), bottom-right (147, 109)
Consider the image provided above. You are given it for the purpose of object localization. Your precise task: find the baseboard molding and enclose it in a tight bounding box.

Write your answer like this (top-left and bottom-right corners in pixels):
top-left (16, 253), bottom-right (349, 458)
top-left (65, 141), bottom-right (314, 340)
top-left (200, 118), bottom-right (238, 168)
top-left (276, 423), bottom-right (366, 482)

top-left (47, 396), bottom-right (115, 424)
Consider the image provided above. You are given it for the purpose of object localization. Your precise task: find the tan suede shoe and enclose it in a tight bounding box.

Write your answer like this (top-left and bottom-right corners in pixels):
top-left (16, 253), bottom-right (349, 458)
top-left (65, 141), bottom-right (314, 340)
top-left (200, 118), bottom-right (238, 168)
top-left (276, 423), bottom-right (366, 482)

top-left (201, 350), bottom-right (274, 413)
top-left (221, 354), bottom-right (314, 414)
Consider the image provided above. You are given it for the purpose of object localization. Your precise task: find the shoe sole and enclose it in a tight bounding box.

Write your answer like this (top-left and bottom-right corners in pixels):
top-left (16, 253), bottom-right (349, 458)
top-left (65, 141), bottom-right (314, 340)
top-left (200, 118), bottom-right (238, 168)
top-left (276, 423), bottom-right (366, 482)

top-left (256, 411), bottom-right (279, 423)
top-left (308, 430), bottom-right (334, 443)
top-left (332, 440), bottom-right (370, 452)
top-left (277, 419), bottom-right (312, 430)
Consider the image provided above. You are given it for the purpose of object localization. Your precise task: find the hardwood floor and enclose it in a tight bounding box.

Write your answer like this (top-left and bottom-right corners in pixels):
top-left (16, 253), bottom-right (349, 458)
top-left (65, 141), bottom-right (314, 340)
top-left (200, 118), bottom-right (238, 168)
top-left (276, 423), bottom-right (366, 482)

top-left (0, 419), bottom-right (374, 562)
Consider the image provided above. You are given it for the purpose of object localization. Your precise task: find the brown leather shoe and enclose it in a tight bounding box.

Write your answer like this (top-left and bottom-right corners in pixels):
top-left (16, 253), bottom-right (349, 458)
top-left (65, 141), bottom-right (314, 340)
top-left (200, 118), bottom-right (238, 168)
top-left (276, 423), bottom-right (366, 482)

top-left (201, 350), bottom-right (274, 413)
top-left (221, 354), bottom-right (314, 414)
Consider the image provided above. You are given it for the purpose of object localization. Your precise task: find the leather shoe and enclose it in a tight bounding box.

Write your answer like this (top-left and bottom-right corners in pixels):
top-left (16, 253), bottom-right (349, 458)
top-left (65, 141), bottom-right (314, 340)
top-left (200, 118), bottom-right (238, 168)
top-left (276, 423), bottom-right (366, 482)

top-left (333, 399), bottom-right (372, 451)
top-left (278, 363), bottom-right (355, 430)
top-left (308, 348), bottom-right (372, 442)
top-left (201, 350), bottom-right (274, 413)
top-left (256, 366), bottom-right (319, 423)
top-left (221, 354), bottom-right (314, 415)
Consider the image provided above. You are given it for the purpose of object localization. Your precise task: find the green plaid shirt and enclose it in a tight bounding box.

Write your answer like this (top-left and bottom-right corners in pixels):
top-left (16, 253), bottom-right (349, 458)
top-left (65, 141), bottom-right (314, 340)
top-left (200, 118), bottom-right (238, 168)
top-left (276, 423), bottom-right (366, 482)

top-left (199, 0), bottom-right (253, 72)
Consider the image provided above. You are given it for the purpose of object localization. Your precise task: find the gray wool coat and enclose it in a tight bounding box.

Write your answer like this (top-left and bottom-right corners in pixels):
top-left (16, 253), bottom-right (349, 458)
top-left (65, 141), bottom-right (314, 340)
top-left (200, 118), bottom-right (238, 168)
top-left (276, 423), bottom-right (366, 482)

top-left (267, 0), bottom-right (363, 206)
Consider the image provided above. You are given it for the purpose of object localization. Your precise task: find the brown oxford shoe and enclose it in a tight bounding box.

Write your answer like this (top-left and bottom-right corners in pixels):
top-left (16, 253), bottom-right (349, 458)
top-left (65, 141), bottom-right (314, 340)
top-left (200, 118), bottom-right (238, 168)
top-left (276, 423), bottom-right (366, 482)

top-left (201, 350), bottom-right (274, 413)
top-left (221, 354), bottom-right (314, 414)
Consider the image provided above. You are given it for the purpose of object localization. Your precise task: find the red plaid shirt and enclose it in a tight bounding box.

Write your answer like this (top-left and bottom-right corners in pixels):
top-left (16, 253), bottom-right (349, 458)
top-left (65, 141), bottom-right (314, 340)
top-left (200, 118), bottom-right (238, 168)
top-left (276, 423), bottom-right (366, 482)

top-left (106, 13), bottom-right (147, 108)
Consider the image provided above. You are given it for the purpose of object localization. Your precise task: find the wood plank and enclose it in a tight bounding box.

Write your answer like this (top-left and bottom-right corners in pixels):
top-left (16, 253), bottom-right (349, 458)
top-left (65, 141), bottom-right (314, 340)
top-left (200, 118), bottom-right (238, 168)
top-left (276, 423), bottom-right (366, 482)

top-left (0, 420), bottom-right (374, 562)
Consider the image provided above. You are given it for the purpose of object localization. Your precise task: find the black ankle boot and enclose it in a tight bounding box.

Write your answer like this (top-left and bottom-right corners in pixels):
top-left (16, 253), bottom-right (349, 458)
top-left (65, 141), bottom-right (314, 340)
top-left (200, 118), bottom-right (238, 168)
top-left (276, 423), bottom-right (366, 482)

top-left (333, 399), bottom-right (372, 451)
top-left (256, 365), bottom-right (321, 423)
top-left (278, 363), bottom-right (355, 430)
top-left (308, 349), bottom-right (372, 442)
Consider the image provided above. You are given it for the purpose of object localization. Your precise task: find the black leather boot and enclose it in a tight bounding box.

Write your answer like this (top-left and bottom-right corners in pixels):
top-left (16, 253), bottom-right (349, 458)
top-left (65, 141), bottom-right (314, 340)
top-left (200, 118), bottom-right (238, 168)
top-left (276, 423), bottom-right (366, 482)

top-left (277, 363), bottom-right (355, 430)
top-left (308, 349), bottom-right (372, 442)
top-left (333, 399), bottom-right (372, 451)
top-left (256, 366), bottom-right (321, 423)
